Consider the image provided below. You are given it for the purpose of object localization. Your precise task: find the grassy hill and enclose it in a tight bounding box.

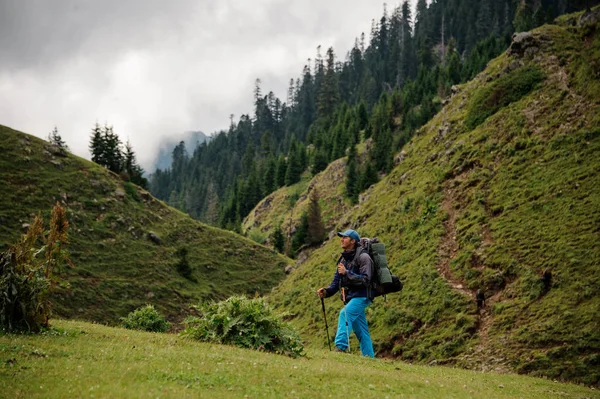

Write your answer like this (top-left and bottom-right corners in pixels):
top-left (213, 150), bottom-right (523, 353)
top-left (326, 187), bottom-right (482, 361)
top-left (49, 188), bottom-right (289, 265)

top-left (242, 157), bottom-right (352, 243)
top-left (0, 125), bottom-right (291, 326)
top-left (267, 13), bottom-right (600, 385)
top-left (1, 319), bottom-right (598, 398)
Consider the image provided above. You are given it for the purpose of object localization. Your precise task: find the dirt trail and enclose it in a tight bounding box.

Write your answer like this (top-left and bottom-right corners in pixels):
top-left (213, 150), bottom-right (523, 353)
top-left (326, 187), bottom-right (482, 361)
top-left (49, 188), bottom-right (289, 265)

top-left (438, 186), bottom-right (473, 298)
top-left (437, 180), bottom-right (510, 373)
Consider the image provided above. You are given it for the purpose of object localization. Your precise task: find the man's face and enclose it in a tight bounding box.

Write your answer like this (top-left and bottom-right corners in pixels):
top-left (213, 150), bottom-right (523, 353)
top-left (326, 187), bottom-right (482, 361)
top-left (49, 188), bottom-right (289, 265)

top-left (340, 235), bottom-right (356, 251)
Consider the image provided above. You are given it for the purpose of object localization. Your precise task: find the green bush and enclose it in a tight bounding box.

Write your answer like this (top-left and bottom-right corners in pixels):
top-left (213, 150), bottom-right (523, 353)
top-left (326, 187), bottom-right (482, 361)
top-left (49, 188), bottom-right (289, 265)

top-left (182, 296), bottom-right (304, 358)
top-left (175, 247), bottom-right (193, 280)
top-left (0, 203), bottom-right (70, 332)
top-left (466, 65), bottom-right (545, 129)
top-left (121, 305), bottom-right (171, 332)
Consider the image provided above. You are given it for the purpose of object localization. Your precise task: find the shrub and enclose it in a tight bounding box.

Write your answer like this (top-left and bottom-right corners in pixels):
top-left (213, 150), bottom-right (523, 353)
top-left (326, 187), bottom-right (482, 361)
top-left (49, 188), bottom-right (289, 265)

top-left (175, 247), bottom-right (193, 280)
top-left (0, 203), bottom-right (70, 332)
top-left (182, 296), bottom-right (304, 358)
top-left (121, 305), bottom-right (171, 332)
top-left (521, 269), bottom-right (545, 300)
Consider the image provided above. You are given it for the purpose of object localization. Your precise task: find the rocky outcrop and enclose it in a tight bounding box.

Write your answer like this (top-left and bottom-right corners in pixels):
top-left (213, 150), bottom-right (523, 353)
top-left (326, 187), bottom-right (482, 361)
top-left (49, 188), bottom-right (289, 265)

top-left (507, 31), bottom-right (553, 58)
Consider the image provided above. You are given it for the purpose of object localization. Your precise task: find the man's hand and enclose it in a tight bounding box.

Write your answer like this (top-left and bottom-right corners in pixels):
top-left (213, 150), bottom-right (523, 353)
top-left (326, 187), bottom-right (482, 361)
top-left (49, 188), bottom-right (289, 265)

top-left (317, 288), bottom-right (326, 298)
top-left (337, 263), bottom-right (347, 275)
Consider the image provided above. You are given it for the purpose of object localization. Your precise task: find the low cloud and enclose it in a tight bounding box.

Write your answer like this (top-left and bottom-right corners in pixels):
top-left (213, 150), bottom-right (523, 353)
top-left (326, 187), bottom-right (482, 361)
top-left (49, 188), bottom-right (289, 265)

top-left (0, 1), bottom-right (411, 169)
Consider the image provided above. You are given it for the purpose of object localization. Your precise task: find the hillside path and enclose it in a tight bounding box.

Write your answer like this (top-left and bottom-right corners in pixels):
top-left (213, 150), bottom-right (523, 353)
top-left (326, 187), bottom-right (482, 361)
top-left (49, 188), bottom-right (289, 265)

top-left (437, 179), bottom-right (510, 373)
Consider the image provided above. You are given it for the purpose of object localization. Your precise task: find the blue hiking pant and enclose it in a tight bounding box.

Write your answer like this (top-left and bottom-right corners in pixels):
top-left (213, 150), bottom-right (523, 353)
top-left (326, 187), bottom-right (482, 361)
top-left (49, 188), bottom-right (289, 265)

top-left (335, 297), bottom-right (374, 357)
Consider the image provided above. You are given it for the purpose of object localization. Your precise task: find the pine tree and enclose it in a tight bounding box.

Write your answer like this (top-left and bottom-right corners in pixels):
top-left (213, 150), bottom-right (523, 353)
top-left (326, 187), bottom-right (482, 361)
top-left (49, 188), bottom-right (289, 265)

top-left (446, 38), bottom-right (461, 85)
top-left (271, 224), bottom-right (285, 253)
top-left (359, 161), bottom-right (379, 192)
top-left (414, 0), bottom-right (429, 47)
top-left (296, 142), bottom-right (308, 171)
top-left (275, 154), bottom-right (287, 188)
top-left (284, 140), bottom-right (302, 186)
top-left (345, 144), bottom-right (359, 203)
top-left (48, 126), bottom-right (68, 153)
top-left (311, 148), bottom-right (329, 175)
top-left (102, 125), bottom-right (124, 174)
top-left (253, 78), bottom-right (262, 121)
top-left (399, 1), bottom-right (415, 84)
top-left (262, 156), bottom-right (277, 193)
top-left (356, 101), bottom-right (368, 131)
top-left (124, 140), bottom-right (147, 188)
top-left (89, 122), bottom-right (104, 164)
top-left (316, 47), bottom-right (340, 126)
top-left (290, 212), bottom-right (309, 254)
top-left (373, 126), bottom-right (393, 173)
top-left (306, 188), bottom-right (325, 246)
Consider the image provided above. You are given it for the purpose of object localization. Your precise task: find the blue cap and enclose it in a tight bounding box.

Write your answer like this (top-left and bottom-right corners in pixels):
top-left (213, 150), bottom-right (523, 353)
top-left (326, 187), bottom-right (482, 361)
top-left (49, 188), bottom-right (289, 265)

top-left (337, 229), bottom-right (360, 242)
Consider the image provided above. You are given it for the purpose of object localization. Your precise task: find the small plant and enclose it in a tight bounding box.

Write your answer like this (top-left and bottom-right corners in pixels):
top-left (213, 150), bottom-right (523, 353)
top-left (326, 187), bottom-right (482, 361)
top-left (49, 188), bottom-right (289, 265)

top-left (0, 202), bottom-right (70, 332)
top-left (175, 247), bottom-right (193, 280)
top-left (182, 296), bottom-right (304, 358)
top-left (121, 304), bottom-right (171, 333)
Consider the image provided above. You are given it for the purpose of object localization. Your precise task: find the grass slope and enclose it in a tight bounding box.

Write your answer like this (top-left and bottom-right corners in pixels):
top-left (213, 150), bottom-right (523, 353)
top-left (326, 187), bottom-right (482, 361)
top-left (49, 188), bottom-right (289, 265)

top-left (0, 125), bottom-right (291, 326)
top-left (242, 157), bottom-right (352, 243)
top-left (1, 320), bottom-right (598, 398)
top-left (268, 15), bottom-right (600, 385)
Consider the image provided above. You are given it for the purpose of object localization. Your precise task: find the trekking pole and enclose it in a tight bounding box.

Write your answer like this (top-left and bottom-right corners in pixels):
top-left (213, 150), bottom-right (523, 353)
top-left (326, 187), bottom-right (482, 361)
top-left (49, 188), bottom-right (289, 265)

top-left (320, 297), bottom-right (332, 351)
top-left (342, 287), bottom-right (350, 353)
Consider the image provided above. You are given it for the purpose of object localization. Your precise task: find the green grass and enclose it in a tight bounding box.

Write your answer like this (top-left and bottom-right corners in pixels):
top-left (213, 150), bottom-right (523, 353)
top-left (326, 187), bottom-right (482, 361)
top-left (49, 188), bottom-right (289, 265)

top-left (0, 126), bottom-right (292, 327)
top-left (1, 320), bottom-right (598, 398)
top-left (465, 65), bottom-right (546, 130)
top-left (268, 19), bottom-right (600, 385)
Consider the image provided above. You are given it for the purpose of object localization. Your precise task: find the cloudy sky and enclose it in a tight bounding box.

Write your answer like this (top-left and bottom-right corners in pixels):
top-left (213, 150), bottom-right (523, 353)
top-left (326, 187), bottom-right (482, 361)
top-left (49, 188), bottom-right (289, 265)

top-left (0, 0), bottom-right (413, 169)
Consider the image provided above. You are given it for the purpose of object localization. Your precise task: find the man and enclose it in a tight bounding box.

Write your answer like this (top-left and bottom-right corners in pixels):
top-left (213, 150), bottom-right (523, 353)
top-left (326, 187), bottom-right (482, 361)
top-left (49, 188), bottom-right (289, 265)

top-left (317, 229), bottom-right (374, 357)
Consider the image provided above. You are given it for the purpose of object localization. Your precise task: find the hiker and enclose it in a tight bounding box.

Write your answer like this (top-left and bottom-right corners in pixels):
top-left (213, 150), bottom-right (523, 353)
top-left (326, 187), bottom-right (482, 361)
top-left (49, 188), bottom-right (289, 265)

top-left (317, 229), bottom-right (375, 357)
top-left (476, 289), bottom-right (486, 309)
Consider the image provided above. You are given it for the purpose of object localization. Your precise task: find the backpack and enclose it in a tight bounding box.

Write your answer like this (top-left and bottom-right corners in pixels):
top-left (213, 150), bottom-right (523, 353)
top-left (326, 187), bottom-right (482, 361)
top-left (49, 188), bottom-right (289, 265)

top-left (360, 237), bottom-right (403, 298)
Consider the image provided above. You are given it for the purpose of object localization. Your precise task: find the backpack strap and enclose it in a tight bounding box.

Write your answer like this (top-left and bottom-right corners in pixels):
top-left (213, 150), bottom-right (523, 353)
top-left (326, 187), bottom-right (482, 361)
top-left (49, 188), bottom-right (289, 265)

top-left (345, 246), bottom-right (375, 299)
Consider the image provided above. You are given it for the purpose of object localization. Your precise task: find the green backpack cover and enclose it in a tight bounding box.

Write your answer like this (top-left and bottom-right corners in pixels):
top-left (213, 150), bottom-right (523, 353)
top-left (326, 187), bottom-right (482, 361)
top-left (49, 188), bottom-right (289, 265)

top-left (361, 238), bottom-right (403, 297)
